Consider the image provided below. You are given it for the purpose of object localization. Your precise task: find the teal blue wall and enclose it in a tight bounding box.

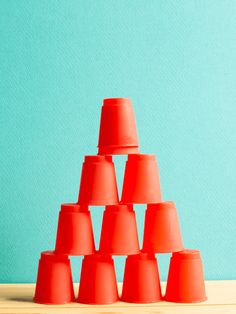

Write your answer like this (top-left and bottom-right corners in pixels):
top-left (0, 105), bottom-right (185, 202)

top-left (1, 0), bottom-right (236, 283)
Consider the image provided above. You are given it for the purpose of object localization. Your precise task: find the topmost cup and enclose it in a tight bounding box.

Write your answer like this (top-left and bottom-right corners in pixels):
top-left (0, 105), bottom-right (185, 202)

top-left (98, 98), bottom-right (139, 155)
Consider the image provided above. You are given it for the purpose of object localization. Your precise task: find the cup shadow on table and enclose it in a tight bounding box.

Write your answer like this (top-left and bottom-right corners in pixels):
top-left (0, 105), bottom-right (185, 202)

top-left (7, 296), bottom-right (34, 303)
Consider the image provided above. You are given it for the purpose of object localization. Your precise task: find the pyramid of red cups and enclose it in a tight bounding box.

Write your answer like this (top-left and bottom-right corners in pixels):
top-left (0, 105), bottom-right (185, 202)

top-left (34, 98), bottom-right (207, 305)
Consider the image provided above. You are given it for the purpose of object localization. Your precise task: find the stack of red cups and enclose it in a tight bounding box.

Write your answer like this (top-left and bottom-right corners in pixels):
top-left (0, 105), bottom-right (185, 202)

top-left (34, 98), bottom-right (206, 305)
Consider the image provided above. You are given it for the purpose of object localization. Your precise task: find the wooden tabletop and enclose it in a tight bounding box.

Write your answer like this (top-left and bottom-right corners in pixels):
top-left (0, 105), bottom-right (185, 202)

top-left (0, 281), bottom-right (235, 313)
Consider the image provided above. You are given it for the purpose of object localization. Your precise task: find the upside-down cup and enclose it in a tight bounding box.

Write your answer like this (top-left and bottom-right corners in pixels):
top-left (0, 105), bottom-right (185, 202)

top-left (78, 155), bottom-right (119, 205)
top-left (121, 154), bottom-right (162, 204)
top-left (55, 203), bottom-right (95, 255)
top-left (34, 251), bottom-right (75, 304)
top-left (98, 98), bottom-right (139, 155)
top-left (142, 201), bottom-right (183, 253)
top-left (78, 253), bottom-right (118, 304)
top-left (165, 250), bottom-right (207, 303)
top-left (99, 204), bottom-right (140, 255)
top-left (121, 252), bottom-right (162, 303)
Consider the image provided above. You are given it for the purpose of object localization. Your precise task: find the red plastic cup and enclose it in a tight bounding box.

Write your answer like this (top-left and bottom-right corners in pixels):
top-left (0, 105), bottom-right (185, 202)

top-left (165, 250), bottom-right (207, 303)
top-left (121, 154), bottom-right (162, 204)
top-left (34, 251), bottom-right (75, 304)
top-left (98, 98), bottom-right (139, 155)
top-left (99, 204), bottom-right (140, 255)
top-left (78, 253), bottom-right (118, 304)
top-left (142, 201), bottom-right (183, 253)
top-left (121, 252), bottom-right (162, 303)
top-left (78, 155), bottom-right (119, 205)
top-left (55, 203), bottom-right (95, 255)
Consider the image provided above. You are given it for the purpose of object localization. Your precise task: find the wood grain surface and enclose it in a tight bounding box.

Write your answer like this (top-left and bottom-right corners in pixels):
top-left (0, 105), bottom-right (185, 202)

top-left (0, 281), bottom-right (235, 313)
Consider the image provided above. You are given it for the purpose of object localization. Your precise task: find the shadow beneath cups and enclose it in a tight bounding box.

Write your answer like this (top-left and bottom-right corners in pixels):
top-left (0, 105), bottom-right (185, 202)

top-left (7, 296), bottom-right (33, 303)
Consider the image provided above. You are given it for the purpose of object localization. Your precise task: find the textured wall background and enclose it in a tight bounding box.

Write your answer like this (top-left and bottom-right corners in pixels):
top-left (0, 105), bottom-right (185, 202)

top-left (1, 0), bottom-right (236, 283)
